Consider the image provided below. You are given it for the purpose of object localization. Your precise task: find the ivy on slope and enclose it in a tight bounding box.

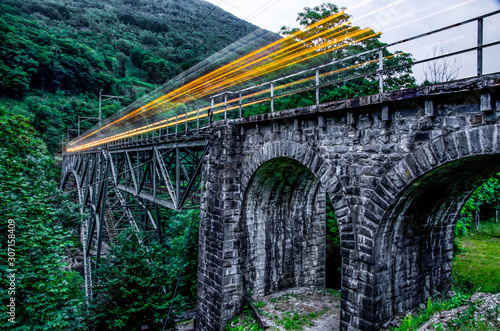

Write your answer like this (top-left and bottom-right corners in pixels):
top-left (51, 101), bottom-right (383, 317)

top-left (0, 107), bottom-right (86, 330)
top-left (0, 0), bottom-right (260, 152)
top-left (0, 0), bottom-right (258, 97)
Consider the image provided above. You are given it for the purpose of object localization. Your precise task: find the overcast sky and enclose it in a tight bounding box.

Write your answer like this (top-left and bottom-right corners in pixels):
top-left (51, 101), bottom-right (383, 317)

top-left (205, 0), bottom-right (500, 35)
top-left (205, 0), bottom-right (500, 81)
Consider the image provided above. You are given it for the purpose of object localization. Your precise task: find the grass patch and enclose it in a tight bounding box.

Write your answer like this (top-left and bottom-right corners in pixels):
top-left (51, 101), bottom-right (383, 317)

top-left (274, 308), bottom-right (330, 330)
top-left (392, 293), bottom-right (471, 331)
top-left (453, 224), bottom-right (500, 293)
top-left (225, 307), bottom-right (263, 331)
top-left (477, 222), bottom-right (500, 238)
top-left (325, 288), bottom-right (341, 298)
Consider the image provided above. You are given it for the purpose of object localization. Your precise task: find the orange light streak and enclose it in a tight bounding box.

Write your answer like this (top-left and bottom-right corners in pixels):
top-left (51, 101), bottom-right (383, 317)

top-left (97, 19), bottom-right (357, 129)
top-left (70, 9), bottom-right (352, 146)
top-left (68, 51), bottom-right (395, 152)
top-left (68, 30), bottom-right (382, 152)
top-left (70, 0), bottom-right (409, 151)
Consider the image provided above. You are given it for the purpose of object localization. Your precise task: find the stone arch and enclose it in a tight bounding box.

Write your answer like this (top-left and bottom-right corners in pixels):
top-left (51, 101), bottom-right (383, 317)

top-left (242, 157), bottom-right (326, 298)
top-left (241, 140), bottom-right (348, 216)
top-left (239, 140), bottom-right (351, 313)
top-left (364, 124), bottom-right (500, 328)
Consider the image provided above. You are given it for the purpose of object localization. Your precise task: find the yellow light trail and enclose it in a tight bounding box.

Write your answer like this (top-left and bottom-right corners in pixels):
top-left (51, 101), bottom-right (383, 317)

top-left (95, 16), bottom-right (358, 129)
top-left (70, 0), bottom-right (411, 151)
top-left (67, 51), bottom-right (396, 152)
top-left (71, 0), bottom-right (386, 147)
top-left (68, 30), bottom-right (382, 152)
top-left (68, 35), bottom-right (378, 150)
top-left (70, 9), bottom-right (352, 146)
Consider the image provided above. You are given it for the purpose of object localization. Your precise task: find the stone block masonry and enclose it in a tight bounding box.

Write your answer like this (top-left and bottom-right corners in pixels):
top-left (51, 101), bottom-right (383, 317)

top-left (196, 74), bottom-right (500, 330)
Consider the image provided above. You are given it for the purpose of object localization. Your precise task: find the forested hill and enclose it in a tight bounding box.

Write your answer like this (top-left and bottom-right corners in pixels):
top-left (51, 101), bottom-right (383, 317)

top-left (0, 0), bottom-right (264, 152)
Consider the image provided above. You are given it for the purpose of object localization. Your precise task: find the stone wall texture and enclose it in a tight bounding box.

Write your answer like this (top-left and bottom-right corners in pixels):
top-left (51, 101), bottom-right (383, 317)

top-left (196, 74), bottom-right (500, 330)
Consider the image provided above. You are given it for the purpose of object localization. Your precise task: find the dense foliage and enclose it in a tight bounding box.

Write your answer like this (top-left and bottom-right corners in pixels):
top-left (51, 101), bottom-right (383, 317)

top-left (89, 209), bottom-right (199, 330)
top-left (0, 108), bottom-right (86, 330)
top-left (456, 177), bottom-right (500, 237)
top-left (0, 0), bottom-right (257, 96)
top-left (0, 0), bottom-right (258, 152)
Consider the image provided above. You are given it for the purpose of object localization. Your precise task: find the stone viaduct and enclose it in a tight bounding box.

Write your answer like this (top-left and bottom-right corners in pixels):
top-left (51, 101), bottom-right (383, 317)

top-left (195, 74), bottom-right (500, 330)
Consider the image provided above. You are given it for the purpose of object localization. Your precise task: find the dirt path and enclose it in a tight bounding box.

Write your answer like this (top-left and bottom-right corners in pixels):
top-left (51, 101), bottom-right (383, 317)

top-left (252, 287), bottom-right (341, 330)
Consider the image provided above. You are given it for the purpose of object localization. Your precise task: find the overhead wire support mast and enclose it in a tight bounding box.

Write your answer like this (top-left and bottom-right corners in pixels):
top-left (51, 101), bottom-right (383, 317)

top-left (97, 91), bottom-right (124, 149)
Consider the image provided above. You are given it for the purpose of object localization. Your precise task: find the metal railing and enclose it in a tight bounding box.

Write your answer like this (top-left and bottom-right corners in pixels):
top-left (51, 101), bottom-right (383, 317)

top-left (206, 10), bottom-right (500, 120)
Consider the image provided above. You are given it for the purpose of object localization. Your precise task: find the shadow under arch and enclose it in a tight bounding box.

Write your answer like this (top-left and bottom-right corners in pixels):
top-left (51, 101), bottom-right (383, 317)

top-left (241, 157), bottom-right (327, 298)
top-left (372, 153), bottom-right (500, 327)
top-left (237, 140), bottom-right (353, 326)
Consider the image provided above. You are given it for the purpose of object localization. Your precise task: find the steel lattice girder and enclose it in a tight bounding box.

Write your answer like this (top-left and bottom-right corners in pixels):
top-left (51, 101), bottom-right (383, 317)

top-left (60, 138), bottom-right (207, 299)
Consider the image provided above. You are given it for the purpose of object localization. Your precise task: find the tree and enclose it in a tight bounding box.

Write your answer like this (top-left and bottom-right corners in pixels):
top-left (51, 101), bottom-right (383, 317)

top-left (279, 3), bottom-right (416, 96)
top-left (458, 176), bottom-right (500, 236)
top-left (89, 231), bottom-right (177, 330)
top-left (0, 108), bottom-right (86, 330)
top-left (88, 209), bottom-right (199, 330)
top-left (423, 45), bottom-right (462, 84)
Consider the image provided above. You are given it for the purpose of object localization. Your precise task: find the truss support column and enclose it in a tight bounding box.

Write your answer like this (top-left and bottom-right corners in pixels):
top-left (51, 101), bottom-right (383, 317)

top-left (152, 152), bottom-right (163, 244)
top-left (95, 156), bottom-right (110, 266)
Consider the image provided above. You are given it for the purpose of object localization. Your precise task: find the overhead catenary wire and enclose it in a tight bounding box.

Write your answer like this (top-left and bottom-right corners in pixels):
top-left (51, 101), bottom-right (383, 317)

top-left (244, 0), bottom-right (282, 21)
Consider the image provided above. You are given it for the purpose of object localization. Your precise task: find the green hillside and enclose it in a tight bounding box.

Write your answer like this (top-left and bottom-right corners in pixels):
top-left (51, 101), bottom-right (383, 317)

top-left (0, 0), bottom-right (261, 151)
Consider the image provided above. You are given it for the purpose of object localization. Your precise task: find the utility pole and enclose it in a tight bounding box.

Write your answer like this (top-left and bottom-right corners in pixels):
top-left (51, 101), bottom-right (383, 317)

top-left (72, 91), bottom-right (123, 149)
top-left (98, 90), bottom-right (102, 141)
top-left (97, 90), bottom-right (123, 149)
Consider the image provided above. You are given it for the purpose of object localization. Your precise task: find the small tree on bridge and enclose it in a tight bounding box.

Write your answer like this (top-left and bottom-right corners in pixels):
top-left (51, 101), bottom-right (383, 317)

top-left (280, 3), bottom-right (416, 99)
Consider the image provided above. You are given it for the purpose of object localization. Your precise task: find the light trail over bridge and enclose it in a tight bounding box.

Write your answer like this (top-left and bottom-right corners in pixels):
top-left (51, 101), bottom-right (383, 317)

top-left (62, 9), bottom-right (500, 331)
